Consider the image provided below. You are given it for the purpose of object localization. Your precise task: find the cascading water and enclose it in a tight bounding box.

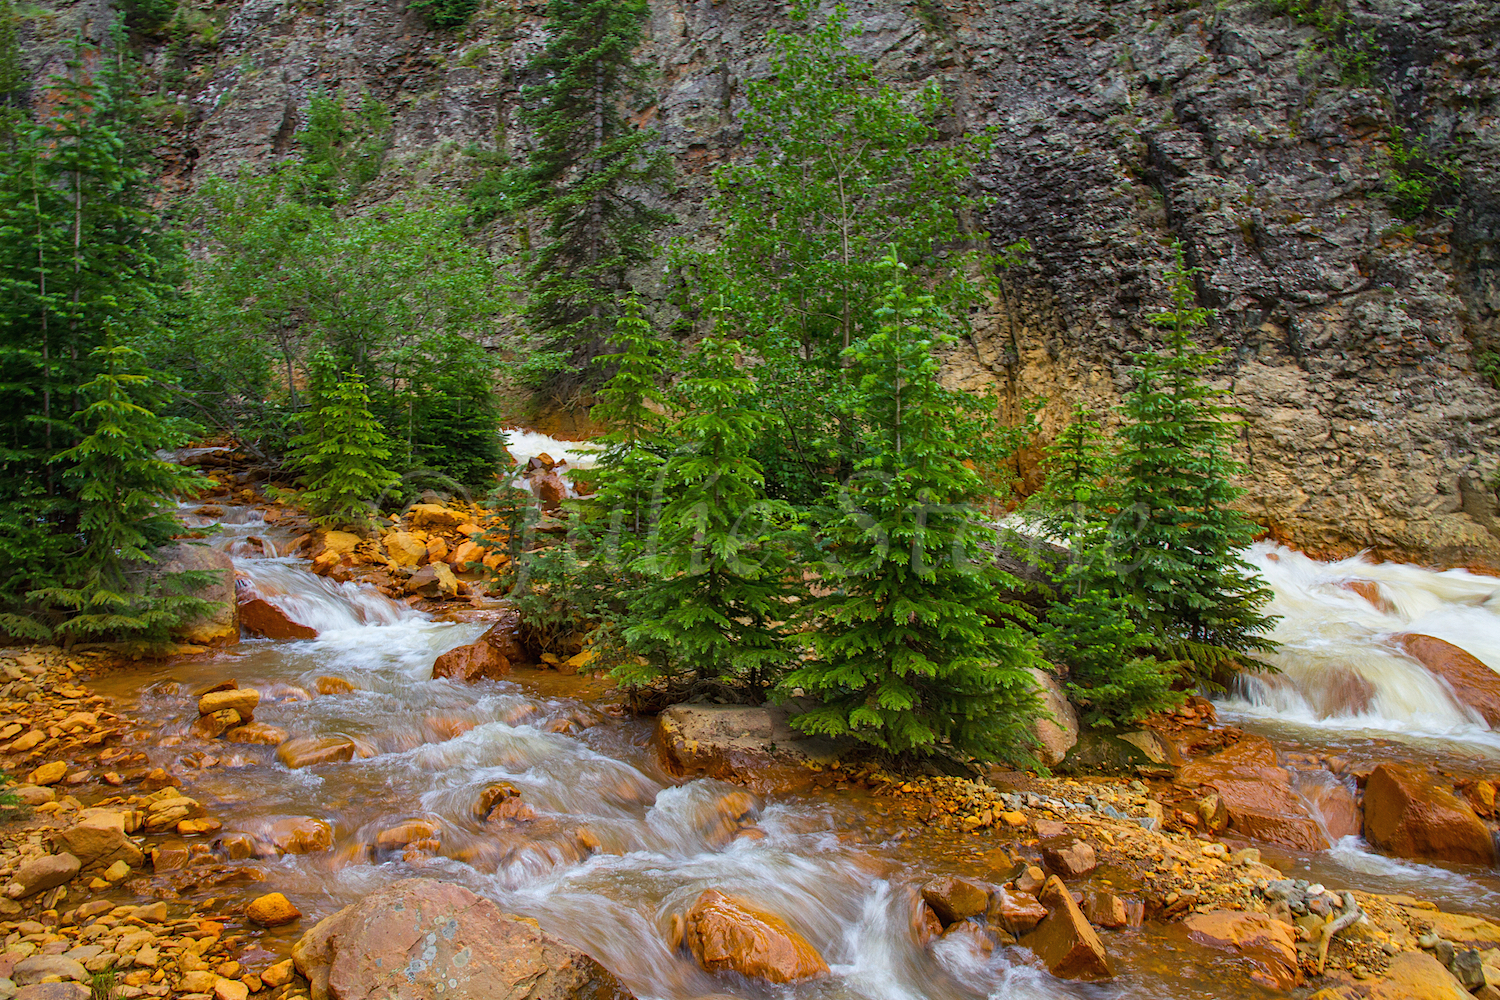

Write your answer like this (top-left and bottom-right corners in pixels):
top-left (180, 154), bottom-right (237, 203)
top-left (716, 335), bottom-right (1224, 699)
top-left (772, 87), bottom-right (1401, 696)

top-left (1222, 542), bottom-right (1500, 744)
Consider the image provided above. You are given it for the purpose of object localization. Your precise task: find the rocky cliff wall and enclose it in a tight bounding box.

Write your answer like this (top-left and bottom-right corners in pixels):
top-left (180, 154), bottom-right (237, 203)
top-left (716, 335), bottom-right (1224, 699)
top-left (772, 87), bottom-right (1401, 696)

top-left (15, 0), bottom-right (1500, 566)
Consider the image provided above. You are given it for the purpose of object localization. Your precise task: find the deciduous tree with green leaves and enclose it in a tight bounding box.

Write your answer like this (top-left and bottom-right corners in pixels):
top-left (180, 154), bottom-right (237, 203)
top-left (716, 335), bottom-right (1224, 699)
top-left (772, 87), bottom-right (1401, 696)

top-left (780, 252), bottom-right (1041, 763)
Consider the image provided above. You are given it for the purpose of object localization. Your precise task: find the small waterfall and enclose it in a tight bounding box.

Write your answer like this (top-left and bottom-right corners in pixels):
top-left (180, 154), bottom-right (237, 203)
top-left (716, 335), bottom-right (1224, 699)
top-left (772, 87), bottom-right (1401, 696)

top-left (235, 558), bottom-right (414, 632)
top-left (1222, 543), bottom-right (1500, 742)
top-left (503, 428), bottom-right (600, 471)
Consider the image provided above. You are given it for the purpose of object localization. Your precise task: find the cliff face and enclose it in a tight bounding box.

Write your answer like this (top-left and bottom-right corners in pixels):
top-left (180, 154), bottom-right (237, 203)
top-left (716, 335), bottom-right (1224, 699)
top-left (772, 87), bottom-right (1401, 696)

top-left (17, 0), bottom-right (1500, 566)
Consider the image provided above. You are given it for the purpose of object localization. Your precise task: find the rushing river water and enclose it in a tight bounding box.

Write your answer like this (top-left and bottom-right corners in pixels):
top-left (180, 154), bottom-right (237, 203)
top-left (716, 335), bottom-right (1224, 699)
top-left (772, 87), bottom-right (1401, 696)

top-left (108, 441), bottom-right (1500, 998)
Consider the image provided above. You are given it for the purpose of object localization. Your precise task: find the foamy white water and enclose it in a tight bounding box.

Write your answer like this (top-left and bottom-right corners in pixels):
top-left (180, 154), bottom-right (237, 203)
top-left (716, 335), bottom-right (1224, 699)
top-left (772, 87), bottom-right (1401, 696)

top-left (503, 428), bottom-right (601, 471)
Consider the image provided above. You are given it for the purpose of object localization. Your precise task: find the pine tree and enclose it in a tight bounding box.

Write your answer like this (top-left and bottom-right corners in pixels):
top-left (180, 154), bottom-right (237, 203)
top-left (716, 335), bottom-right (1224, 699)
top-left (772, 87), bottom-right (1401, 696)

top-left (1031, 404), bottom-right (1180, 727)
top-left (622, 338), bottom-right (799, 689)
top-left (781, 252), bottom-right (1041, 763)
top-left (474, 0), bottom-right (670, 396)
top-left (289, 367), bottom-right (401, 529)
top-left (16, 344), bottom-right (218, 644)
top-left (1110, 242), bottom-right (1276, 681)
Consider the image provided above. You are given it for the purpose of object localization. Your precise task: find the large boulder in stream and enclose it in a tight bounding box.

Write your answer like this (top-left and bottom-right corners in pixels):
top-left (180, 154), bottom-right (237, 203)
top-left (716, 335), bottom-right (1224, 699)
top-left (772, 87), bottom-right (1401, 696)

top-left (1392, 633), bottom-right (1500, 726)
top-left (1175, 735), bottom-right (1328, 851)
top-left (292, 879), bottom-right (633, 1000)
top-left (1362, 763), bottom-right (1495, 866)
top-left (239, 596), bottom-right (318, 640)
top-left (1019, 876), bottom-right (1113, 981)
top-left (1183, 911), bottom-right (1301, 991)
top-left (151, 543), bottom-right (239, 647)
top-left (652, 704), bottom-right (841, 794)
top-left (679, 889), bottom-right (829, 983)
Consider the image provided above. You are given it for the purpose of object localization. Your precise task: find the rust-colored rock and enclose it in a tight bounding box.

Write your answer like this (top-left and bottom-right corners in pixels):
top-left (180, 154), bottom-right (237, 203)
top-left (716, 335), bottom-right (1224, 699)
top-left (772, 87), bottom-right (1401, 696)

top-left (432, 640), bottom-right (511, 683)
top-left (1365, 950), bottom-right (1475, 1000)
top-left (472, 783), bottom-right (520, 821)
top-left (921, 876), bottom-right (990, 925)
top-left (681, 889), bottom-right (829, 983)
top-left (528, 470), bottom-right (568, 512)
top-left (1394, 633), bottom-right (1500, 726)
top-left (292, 878), bottom-right (632, 1000)
top-left (191, 709), bottom-right (242, 740)
top-left (247, 892), bottom-right (302, 927)
top-left (1041, 838), bottom-right (1098, 878)
top-left (651, 703), bottom-right (841, 794)
top-left (239, 598), bottom-right (318, 641)
top-left (269, 816), bottom-right (334, 854)
top-left (1298, 776), bottom-right (1362, 840)
top-left (911, 899), bottom-right (943, 946)
top-left (1184, 911), bottom-right (1301, 991)
top-left (225, 723), bottom-right (288, 746)
top-left (315, 676), bottom-right (356, 696)
top-left (988, 888), bottom-right (1047, 934)
top-left (276, 736), bottom-right (356, 769)
top-left (1176, 734), bottom-right (1328, 851)
top-left (1362, 762), bottom-right (1495, 865)
top-left (1341, 579), bottom-right (1394, 613)
top-left (376, 820), bottom-right (437, 849)
top-left (1082, 891), bottom-right (1126, 930)
top-left (1020, 876), bottom-right (1113, 981)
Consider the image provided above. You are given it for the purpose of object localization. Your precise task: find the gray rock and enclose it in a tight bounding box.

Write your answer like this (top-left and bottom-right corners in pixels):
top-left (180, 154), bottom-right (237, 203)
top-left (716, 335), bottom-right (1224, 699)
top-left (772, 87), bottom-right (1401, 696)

top-left (6, 854), bottom-right (79, 899)
top-left (11, 956), bottom-right (87, 985)
top-left (11, 985), bottom-right (89, 1000)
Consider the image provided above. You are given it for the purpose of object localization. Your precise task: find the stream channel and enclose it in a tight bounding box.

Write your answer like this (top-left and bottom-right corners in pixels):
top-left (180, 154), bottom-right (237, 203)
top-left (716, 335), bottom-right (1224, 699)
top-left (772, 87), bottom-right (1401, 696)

top-left (88, 434), bottom-right (1500, 1000)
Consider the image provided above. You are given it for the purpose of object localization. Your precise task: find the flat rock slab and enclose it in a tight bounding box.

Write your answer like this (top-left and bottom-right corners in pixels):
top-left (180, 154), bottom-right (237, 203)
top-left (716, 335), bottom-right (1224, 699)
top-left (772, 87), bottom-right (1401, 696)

top-left (652, 704), bottom-right (842, 794)
top-left (292, 878), bottom-right (632, 1000)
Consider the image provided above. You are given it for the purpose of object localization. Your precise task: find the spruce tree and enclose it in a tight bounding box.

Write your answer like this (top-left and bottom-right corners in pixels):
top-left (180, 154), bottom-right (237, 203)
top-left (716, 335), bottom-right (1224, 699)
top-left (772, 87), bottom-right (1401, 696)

top-left (1109, 243), bottom-right (1276, 680)
top-left (781, 252), bottom-right (1040, 763)
top-left (473, 0), bottom-right (670, 396)
top-left (16, 344), bottom-right (218, 645)
top-left (1031, 406), bottom-right (1179, 727)
top-left (622, 338), bottom-right (798, 689)
top-left (289, 367), bottom-right (401, 529)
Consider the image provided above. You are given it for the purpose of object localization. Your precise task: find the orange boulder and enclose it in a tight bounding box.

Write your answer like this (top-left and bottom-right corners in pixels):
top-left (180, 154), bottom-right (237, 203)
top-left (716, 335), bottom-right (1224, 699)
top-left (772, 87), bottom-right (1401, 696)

top-left (681, 889), bottom-right (829, 983)
top-left (1176, 735), bottom-right (1327, 850)
top-left (239, 598), bottom-right (318, 641)
top-left (1183, 911), bottom-right (1301, 991)
top-left (1020, 876), bottom-right (1113, 980)
top-left (1362, 763), bottom-right (1495, 865)
top-left (1393, 633), bottom-right (1500, 726)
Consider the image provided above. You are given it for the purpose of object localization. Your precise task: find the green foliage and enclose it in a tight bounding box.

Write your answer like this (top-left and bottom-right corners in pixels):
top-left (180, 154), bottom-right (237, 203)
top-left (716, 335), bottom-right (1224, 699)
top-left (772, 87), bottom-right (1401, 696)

top-left (0, 28), bottom-right (217, 644)
top-left (471, 0), bottom-right (671, 396)
top-left (690, 1), bottom-right (1021, 502)
top-left (1267, 0), bottom-right (1374, 86)
top-left (173, 165), bottom-right (506, 485)
top-left (1477, 350), bottom-right (1500, 392)
top-left (0, 0), bottom-right (21, 107)
top-left (408, 0), bottom-right (478, 30)
top-left (288, 365), bottom-right (401, 528)
top-left (119, 0), bottom-right (176, 34)
top-left (17, 345), bottom-right (218, 644)
top-left (294, 89), bottom-right (392, 205)
top-left (1109, 243), bottom-right (1276, 680)
top-left (1382, 125), bottom-right (1460, 221)
top-left (0, 771), bottom-right (23, 818)
top-left (621, 338), bottom-right (799, 689)
top-left (780, 252), bottom-right (1041, 764)
top-left (1039, 587), bottom-right (1180, 729)
top-left (89, 968), bottom-right (116, 1000)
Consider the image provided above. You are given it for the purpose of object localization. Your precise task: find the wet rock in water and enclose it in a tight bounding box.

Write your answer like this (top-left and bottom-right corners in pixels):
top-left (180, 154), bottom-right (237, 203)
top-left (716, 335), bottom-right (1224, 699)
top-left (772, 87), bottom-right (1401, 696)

top-left (406, 562), bottom-right (459, 599)
top-left (1362, 762), bottom-right (1495, 865)
top-left (1020, 876), bottom-right (1113, 981)
top-left (269, 816), bottom-right (334, 854)
top-left (51, 810), bottom-right (143, 870)
top-left (144, 795), bottom-right (204, 832)
top-left (151, 840), bottom-right (191, 871)
top-left (247, 893), bottom-right (301, 927)
top-left (1183, 911), bottom-right (1301, 991)
top-left (1082, 891), bottom-right (1127, 930)
top-left (921, 876), bottom-right (990, 925)
top-left (6, 853), bottom-right (79, 899)
top-left (192, 709), bottom-right (242, 739)
top-left (988, 888), bottom-right (1047, 934)
top-left (1175, 734), bottom-right (1328, 851)
top-left (1340, 579), bottom-right (1395, 614)
top-left (225, 723), bottom-right (288, 746)
top-left (681, 889), bottom-right (830, 983)
top-left (432, 639), bottom-right (511, 683)
top-left (198, 688), bottom-right (261, 718)
top-left (1297, 776), bottom-right (1362, 840)
top-left (527, 469), bottom-right (568, 513)
top-left (153, 543), bottom-right (240, 647)
top-left (239, 595), bottom-right (319, 641)
top-left (472, 783), bottom-right (521, 821)
top-left (1041, 838), bottom-right (1098, 878)
top-left (1028, 667), bottom-right (1078, 767)
top-left (910, 899), bottom-right (944, 946)
top-left (292, 878), bottom-right (632, 1000)
top-left (276, 736), bottom-right (356, 769)
top-left (652, 703), bottom-right (841, 793)
top-left (1394, 633), bottom-right (1500, 727)
top-left (315, 676), bottom-right (357, 695)
top-left (375, 820), bottom-right (437, 849)
top-left (1365, 950), bottom-right (1471, 1000)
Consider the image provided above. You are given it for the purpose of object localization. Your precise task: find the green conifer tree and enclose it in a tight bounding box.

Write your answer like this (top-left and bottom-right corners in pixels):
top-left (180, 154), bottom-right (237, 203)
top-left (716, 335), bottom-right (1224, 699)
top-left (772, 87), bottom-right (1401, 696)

top-left (15, 344), bottom-right (217, 644)
top-left (1031, 404), bottom-right (1180, 727)
top-left (781, 252), bottom-right (1041, 763)
top-left (473, 0), bottom-right (670, 395)
top-left (289, 367), bottom-right (401, 528)
top-left (1109, 243), bottom-right (1276, 681)
top-left (622, 338), bottom-right (798, 690)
